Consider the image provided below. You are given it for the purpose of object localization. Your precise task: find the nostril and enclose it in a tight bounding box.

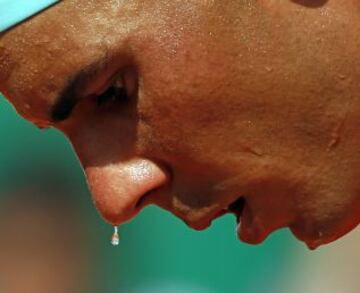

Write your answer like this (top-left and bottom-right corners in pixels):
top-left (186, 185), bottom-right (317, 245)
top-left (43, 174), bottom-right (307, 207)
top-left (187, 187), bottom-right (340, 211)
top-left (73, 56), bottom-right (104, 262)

top-left (133, 160), bottom-right (173, 210)
top-left (135, 190), bottom-right (152, 210)
top-left (134, 185), bottom-right (165, 210)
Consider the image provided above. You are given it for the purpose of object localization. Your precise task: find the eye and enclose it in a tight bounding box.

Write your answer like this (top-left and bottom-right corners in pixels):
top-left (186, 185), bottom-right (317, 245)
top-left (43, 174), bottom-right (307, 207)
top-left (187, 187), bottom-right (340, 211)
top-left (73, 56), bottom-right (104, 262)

top-left (96, 75), bottom-right (128, 107)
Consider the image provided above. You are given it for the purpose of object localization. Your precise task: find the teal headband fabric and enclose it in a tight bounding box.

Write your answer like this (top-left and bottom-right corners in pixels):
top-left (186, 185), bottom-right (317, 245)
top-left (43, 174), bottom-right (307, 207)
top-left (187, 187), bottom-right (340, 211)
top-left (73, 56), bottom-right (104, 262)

top-left (0, 0), bottom-right (61, 33)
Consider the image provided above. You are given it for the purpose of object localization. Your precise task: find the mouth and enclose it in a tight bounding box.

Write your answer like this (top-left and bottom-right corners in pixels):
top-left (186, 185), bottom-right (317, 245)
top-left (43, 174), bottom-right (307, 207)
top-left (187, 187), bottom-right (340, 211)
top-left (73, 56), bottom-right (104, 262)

top-left (135, 191), bottom-right (249, 241)
top-left (227, 196), bottom-right (246, 225)
top-left (187, 196), bottom-right (246, 232)
top-left (136, 187), bottom-right (245, 219)
top-left (195, 196), bottom-right (270, 245)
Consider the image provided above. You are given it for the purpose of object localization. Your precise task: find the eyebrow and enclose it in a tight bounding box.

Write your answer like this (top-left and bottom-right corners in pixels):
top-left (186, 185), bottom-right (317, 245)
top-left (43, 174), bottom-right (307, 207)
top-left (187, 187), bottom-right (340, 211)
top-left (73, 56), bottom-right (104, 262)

top-left (50, 58), bottom-right (109, 122)
top-left (50, 76), bottom-right (78, 122)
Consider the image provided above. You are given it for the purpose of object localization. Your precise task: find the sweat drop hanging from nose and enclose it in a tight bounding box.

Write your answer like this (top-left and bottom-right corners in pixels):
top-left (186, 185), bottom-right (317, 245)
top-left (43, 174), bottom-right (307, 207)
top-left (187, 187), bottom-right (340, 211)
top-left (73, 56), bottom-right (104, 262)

top-left (111, 226), bottom-right (120, 246)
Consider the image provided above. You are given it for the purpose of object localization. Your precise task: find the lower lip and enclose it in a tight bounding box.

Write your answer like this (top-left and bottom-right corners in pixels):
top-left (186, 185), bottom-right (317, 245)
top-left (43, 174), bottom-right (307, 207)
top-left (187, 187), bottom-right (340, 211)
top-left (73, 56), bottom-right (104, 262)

top-left (234, 204), bottom-right (268, 244)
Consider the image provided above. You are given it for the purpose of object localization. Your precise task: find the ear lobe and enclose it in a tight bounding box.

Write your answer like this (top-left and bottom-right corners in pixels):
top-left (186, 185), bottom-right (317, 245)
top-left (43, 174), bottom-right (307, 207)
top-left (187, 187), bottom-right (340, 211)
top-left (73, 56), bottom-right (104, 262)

top-left (84, 158), bottom-right (169, 225)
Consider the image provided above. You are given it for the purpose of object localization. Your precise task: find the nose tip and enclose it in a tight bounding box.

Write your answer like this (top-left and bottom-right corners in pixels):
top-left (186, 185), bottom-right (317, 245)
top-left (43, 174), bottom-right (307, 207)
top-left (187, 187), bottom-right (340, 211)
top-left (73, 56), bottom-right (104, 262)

top-left (84, 158), bottom-right (169, 225)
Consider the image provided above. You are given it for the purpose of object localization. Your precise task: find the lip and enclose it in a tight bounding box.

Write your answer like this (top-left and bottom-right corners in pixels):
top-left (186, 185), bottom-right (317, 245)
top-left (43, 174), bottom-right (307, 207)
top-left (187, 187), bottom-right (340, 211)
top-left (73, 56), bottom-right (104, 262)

top-left (183, 196), bottom-right (246, 231)
top-left (184, 208), bottom-right (229, 231)
top-left (134, 190), bottom-right (247, 234)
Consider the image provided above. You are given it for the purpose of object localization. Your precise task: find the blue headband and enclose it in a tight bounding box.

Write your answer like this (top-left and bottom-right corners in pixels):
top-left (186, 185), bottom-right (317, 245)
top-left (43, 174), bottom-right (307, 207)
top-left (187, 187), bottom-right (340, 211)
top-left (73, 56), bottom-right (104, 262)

top-left (0, 0), bottom-right (61, 33)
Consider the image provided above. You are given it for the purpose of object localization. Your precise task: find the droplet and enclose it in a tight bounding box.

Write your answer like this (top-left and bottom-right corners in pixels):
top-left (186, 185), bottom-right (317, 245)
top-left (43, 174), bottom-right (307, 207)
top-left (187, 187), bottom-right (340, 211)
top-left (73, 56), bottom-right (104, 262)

top-left (111, 226), bottom-right (120, 246)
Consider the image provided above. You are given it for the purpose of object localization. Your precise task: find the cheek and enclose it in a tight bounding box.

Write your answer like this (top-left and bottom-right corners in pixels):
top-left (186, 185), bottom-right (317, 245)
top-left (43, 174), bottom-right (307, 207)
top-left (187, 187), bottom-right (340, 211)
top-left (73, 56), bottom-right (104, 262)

top-left (131, 18), bottom-right (237, 163)
top-left (135, 88), bottom-right (223, 171)
top-left (135, 62), bottom-right (236, 172)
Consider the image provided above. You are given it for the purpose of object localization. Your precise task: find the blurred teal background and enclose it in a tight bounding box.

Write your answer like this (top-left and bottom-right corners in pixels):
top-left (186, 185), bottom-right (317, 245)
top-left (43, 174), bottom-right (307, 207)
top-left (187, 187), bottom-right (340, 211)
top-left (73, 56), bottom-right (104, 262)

top-left (0, 94), bottom-right (359, 293)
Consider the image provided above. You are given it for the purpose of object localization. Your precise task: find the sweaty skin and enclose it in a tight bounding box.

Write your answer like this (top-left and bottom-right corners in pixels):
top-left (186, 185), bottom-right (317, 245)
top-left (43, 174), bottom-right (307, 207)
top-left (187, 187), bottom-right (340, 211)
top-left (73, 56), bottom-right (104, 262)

top-left (0, 0), bottom-right (360, 249)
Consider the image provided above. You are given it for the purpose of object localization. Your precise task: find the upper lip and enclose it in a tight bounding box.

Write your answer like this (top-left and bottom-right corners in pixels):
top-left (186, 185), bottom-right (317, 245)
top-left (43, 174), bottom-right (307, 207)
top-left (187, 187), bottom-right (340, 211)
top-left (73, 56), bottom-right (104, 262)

top-left (183, 196), bottom-right (246, 231)
top-left (134, 188), bottom-right (246, 231)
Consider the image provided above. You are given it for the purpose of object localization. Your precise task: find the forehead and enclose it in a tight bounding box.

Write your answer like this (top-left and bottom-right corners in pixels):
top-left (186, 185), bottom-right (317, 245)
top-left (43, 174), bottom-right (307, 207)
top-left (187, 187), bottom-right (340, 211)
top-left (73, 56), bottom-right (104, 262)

top-left (0, 1), bottom-right (136, 123)
top-left (5, 0), bottom-right (350, 126)
top-left (0, 0), bottom-right (223, 125)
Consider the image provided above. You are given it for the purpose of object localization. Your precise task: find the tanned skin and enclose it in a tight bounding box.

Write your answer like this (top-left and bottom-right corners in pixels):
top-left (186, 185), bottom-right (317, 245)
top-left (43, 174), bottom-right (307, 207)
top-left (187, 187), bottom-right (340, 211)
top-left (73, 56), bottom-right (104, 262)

top-left (0, 0), bottom-right (360, 249)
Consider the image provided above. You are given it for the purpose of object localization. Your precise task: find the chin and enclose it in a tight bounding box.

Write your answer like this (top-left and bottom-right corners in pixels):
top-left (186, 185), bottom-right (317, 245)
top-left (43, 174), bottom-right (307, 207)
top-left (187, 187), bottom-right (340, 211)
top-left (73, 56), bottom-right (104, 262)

top-left (289, 215), bottom-right (360, 250)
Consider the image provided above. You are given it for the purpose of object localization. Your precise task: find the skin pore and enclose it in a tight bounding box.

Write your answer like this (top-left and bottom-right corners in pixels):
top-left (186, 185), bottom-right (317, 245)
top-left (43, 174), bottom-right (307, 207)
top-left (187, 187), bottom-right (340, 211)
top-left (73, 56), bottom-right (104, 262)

top-left (0, 0), bottom-right (360, 249)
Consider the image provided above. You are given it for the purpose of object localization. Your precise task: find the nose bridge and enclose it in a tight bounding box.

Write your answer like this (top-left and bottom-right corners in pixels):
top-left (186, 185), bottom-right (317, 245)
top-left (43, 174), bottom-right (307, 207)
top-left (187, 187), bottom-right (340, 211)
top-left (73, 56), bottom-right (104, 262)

top-left (65, 111), bottom-right (137, 167)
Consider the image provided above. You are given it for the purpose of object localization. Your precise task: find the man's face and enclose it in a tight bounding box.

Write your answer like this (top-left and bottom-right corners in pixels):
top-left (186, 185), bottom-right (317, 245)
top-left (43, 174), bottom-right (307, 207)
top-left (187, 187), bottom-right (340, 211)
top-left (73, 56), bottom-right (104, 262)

top-left (1, 0), bottom-right (359, 249)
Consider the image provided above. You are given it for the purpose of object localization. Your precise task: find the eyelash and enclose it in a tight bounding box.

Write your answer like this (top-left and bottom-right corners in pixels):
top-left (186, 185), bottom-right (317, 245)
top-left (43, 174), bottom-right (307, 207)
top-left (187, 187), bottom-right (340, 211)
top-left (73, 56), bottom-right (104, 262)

top-left (96, 76), bottom-right (128, 107)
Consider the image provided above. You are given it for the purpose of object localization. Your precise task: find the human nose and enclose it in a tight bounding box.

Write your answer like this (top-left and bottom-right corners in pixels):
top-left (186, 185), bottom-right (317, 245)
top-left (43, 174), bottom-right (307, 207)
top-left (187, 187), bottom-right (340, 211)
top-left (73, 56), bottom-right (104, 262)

top-left (66, 120), bottom-right (169, 225)
top-left (83, 157), bottom-right (169, 225)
